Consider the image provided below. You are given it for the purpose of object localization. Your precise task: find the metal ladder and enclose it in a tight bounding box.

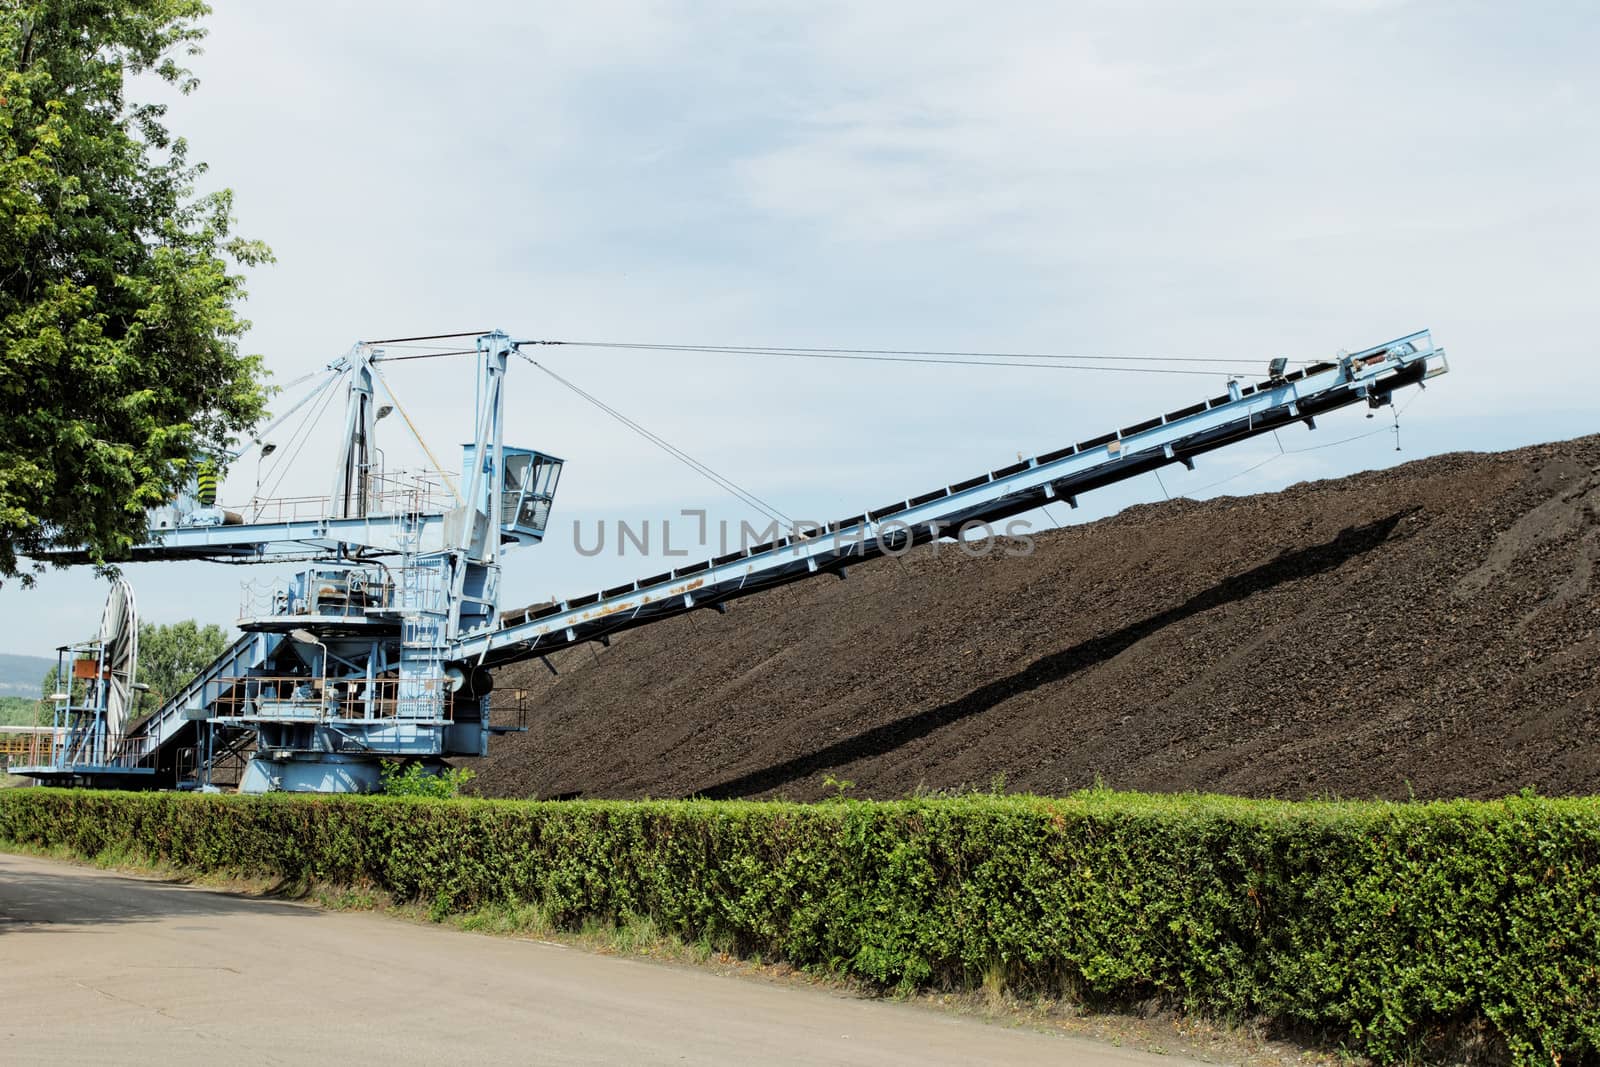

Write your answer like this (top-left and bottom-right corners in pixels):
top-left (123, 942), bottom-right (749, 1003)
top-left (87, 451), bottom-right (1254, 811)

top-left (397, 506), bottom-right (449, 721)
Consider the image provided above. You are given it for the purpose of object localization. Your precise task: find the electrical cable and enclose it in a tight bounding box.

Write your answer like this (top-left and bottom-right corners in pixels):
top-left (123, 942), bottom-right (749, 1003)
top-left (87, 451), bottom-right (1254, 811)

top-left (1183, 453), bottom-right (1285, 497)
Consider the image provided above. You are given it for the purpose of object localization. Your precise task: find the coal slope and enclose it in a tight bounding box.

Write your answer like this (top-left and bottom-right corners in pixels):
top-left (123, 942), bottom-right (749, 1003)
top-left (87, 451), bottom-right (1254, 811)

top-left (469, 436), bottom-right (1600, 802)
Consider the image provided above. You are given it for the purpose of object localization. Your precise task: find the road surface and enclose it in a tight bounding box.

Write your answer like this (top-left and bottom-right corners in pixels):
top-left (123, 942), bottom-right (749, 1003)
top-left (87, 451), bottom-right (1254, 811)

top-left (0, 850), bottom-right (1200, 1065)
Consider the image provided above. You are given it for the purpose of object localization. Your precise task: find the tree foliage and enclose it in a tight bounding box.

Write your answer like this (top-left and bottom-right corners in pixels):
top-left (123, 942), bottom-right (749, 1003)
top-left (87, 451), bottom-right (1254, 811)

top-left (33, 618), bottom-right (226, 718)
top-left (1, 1), bottom-right (271, 580)
top-left (0, 694), bottom-right (44, 725)
top-left (133, 617), bottom-right (226, 715)
top-left (39, 658), bottom-right (84, 708)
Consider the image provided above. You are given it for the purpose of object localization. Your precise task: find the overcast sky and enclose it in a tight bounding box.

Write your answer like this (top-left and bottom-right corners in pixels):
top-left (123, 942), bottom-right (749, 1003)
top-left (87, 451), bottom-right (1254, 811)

top-left (3, 0), bottom-right (1597, 656)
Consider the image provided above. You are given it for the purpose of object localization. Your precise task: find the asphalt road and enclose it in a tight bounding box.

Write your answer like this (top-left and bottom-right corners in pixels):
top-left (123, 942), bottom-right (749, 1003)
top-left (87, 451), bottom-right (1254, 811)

top-left (0, 851), bottom-right (1201, 1066)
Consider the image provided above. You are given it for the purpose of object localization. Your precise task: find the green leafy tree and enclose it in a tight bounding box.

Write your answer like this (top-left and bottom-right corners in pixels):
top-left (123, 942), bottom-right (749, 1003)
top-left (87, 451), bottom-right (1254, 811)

top-left (134, 618), bottom-right (227, 715)
top-left (1, 1), bottom-right (271, 581)
top-left (0, 694), bottom-right (44, 726)
top-left (40, 660), bottom-right (77, 703)
top-left (30, 659), bottom-right (78, 725)
top-left (32, 619), bottom-right (224, 719)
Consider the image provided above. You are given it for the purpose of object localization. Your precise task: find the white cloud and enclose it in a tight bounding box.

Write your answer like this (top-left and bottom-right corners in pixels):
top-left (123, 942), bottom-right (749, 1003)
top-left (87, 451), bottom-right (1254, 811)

top-left (4, 0), bottom-right (1596, 649)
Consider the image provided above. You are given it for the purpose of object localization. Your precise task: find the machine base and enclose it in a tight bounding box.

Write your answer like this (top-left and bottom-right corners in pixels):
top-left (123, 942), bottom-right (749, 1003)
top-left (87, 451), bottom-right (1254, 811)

top-left (239, 753), bottom-right (385, 794)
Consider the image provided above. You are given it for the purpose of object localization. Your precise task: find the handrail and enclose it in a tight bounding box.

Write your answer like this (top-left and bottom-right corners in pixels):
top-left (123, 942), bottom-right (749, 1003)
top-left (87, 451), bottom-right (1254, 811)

top-left (207, 676), bottom-right (449, 723)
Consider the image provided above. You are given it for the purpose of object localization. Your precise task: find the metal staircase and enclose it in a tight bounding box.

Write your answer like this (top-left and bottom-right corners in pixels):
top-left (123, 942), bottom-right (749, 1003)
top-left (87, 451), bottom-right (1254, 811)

top-left (125, 630), bottom-right (284, 786)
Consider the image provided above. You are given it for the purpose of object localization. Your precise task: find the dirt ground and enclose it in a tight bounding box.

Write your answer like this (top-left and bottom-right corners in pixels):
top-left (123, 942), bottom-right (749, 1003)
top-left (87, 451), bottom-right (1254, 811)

top-left (469, 435), bottom-right (1600, 802)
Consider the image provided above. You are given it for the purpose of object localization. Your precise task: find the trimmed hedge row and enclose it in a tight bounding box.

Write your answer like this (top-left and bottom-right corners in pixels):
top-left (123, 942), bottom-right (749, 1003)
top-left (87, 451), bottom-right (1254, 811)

top-left (2, 787), bottom-right (1597, 1064)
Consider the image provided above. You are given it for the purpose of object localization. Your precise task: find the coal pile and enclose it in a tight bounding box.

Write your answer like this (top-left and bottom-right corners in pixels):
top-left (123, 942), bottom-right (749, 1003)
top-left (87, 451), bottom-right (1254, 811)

top-left (469, 435), bottom-right (1600, 801)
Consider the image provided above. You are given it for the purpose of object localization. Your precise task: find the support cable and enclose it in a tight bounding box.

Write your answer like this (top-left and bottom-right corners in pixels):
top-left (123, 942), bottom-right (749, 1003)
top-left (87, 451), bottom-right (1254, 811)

top-left (536, 339), bottom-right (1298, 367)
top-left (256, 374), bottom-right (345, 506)
top-left (517, 353), bottom-right (794, 527)
top-left (231, 368), bottom-right (340, 461)
top-left (370, 363), bottom-right (464, 504)
top-left (526, 340), bottom-right (1267, 376)
top-left (373, 337), bottom-right (1301, 376)
top-left (1183, 391), bottom-right (1426, 496)
top-left (272, 367), bottom-right (335, 392)
top-left (362, 330), bottom-right (489, 344)
top-left (370, 348), bottom-right (478, 363)
top-left (249, 370), bottom-right (341, 497)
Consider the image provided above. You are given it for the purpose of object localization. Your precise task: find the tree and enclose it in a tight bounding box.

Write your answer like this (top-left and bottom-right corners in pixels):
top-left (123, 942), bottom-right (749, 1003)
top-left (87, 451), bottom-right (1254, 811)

top-left (133, 618), bottom-right (227, 715)
top-left (38, 659), bottom-right (77, 724)
top-left (0, 695), bottom-right (44, 726)
top-left (1, 2), bottom-right (271, 581)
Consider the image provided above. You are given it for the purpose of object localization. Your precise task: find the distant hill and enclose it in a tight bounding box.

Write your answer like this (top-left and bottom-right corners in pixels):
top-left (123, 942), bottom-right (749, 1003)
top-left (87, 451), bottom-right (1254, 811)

top-left (0, 653), bottom-right (55, 698)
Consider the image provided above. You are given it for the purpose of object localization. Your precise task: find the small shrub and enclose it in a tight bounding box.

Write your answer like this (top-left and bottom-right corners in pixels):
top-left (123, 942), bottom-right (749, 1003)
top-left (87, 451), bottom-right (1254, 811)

top-left (379, 761), bottom-right (475, 799)
top-left (820, 774), bottom-right (855, 800)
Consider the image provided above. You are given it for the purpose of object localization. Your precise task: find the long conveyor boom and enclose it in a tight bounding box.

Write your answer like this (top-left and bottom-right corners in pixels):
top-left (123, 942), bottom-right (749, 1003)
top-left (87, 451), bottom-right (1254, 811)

top-left (452, 330), bottom-right (1447, 672)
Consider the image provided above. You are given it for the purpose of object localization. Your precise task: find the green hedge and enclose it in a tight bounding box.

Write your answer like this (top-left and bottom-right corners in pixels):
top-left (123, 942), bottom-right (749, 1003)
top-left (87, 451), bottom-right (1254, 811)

top-left (2, 787), bottom-right (1596, 1064)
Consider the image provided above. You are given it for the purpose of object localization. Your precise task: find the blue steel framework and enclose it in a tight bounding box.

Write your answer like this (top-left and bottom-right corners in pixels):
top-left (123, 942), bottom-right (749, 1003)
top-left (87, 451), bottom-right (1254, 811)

top-left (10, 328), bottom-right (1447, 792)
top-left (10, 577), bottom-right (155, 787)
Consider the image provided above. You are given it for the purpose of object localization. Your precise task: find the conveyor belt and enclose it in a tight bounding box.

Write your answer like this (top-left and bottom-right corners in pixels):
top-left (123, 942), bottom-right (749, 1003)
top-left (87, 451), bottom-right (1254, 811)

top-left (453, 330), bottom-right (1447, 672)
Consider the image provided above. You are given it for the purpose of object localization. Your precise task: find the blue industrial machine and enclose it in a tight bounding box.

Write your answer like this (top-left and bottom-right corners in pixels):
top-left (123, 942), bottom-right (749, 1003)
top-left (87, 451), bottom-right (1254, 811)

top-left (10, 328), bottom-right (1449, 792)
